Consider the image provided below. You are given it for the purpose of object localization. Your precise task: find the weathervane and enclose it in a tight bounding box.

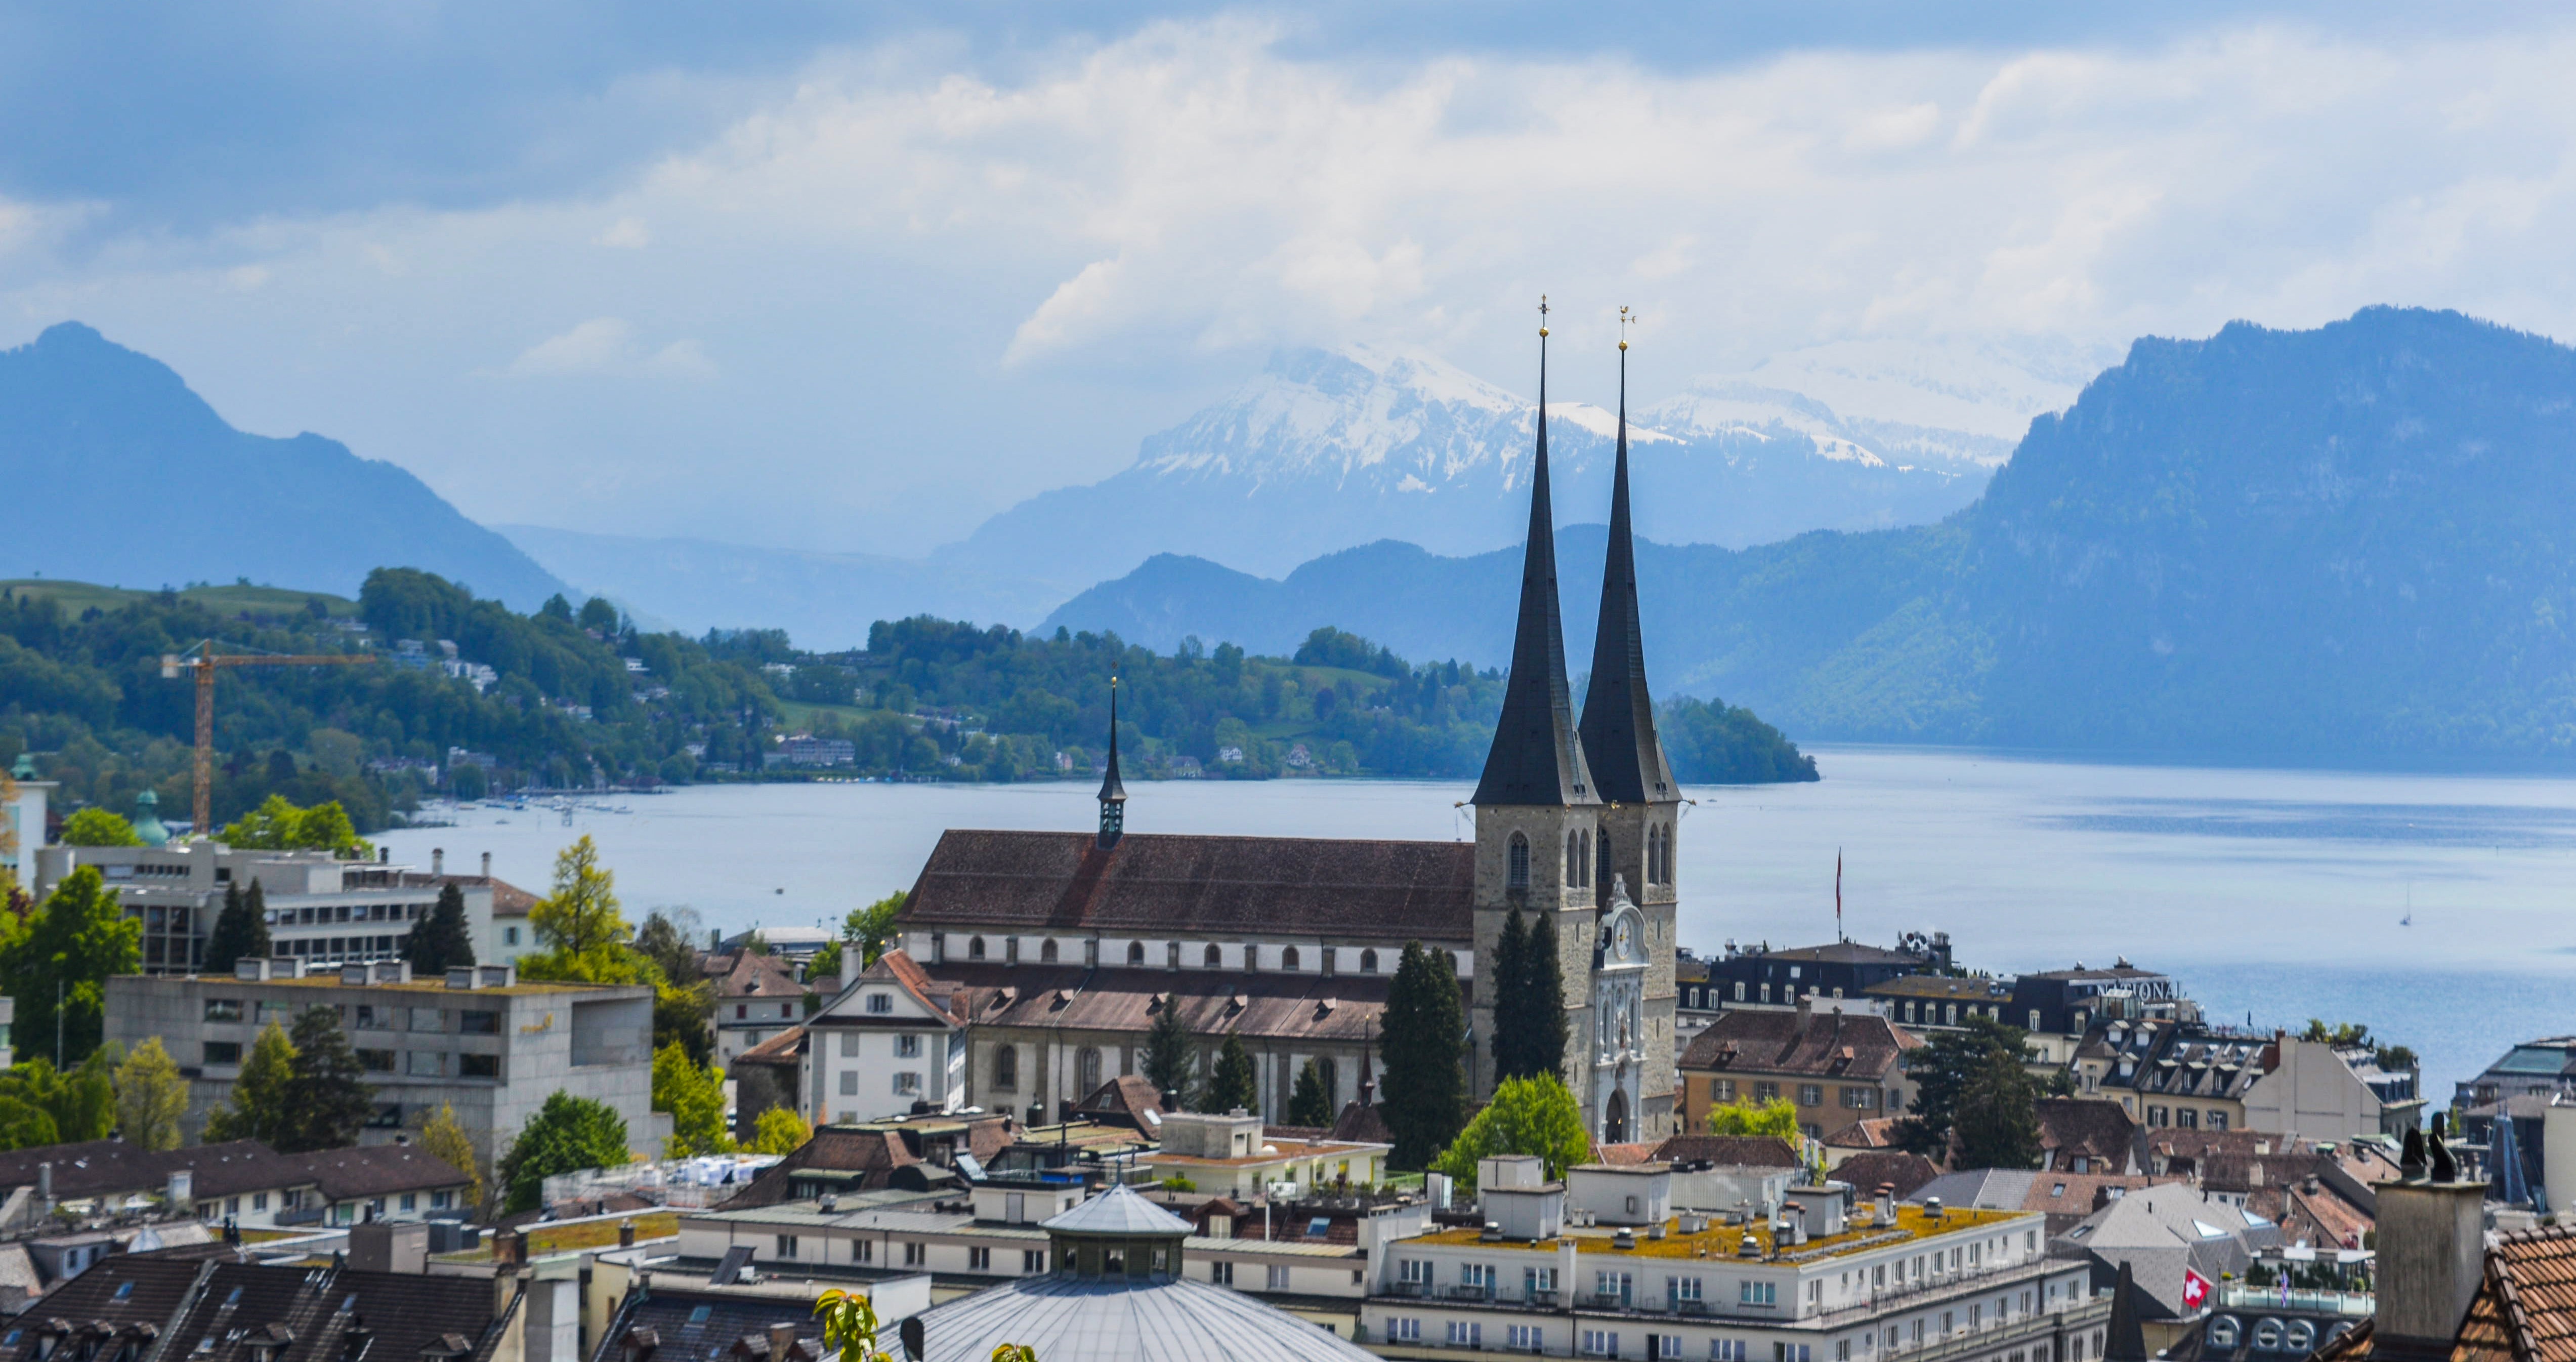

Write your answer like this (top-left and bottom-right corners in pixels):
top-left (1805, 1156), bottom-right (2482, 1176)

top-left (1538, 294), bottom-right (1549, 338)
top-left (1620, 305), bottom-right (1635, 351)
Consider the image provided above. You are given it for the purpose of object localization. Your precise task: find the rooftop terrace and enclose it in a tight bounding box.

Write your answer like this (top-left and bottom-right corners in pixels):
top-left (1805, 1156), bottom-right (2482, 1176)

top-left (1407, 1204), bottom-right (2029, 1262)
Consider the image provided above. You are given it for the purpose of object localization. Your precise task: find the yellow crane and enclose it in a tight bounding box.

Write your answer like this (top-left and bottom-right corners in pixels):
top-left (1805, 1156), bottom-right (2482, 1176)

top-left (161, 642), bottom-right (378, 838)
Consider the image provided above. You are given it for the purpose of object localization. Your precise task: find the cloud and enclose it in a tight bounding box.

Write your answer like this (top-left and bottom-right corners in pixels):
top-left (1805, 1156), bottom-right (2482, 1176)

top-left (505, 318), bottom-right (713, 379)
top-left (598, 218), bottom-right (651, 249)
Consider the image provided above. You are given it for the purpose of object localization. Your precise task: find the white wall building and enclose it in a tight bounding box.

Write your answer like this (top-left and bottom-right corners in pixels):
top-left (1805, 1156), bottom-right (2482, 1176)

top-left (799, 950), bottom-right (968, 1125)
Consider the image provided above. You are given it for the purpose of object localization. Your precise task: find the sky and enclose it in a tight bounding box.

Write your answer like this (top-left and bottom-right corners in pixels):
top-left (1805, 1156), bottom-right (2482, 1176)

top-left (7, 2), bottom-right (2576, 556)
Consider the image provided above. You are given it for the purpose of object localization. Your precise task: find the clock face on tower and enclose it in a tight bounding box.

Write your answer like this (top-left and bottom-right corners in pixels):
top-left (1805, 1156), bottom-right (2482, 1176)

top-left (1616, 919), bottom-right (1633, 954)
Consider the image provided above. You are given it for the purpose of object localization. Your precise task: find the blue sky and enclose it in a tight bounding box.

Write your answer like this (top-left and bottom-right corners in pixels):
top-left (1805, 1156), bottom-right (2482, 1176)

top-left (6, 2), bottom-right (2573, 554)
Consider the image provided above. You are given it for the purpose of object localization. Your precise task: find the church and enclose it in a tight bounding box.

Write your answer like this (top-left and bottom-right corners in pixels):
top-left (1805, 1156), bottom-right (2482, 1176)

top-left (873, 310), bottom-right (1682, 1145)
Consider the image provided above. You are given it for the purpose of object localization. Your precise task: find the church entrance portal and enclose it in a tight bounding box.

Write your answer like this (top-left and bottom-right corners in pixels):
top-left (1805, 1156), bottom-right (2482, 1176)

top-left (1604, 1089), bottom-right (1629, 1144)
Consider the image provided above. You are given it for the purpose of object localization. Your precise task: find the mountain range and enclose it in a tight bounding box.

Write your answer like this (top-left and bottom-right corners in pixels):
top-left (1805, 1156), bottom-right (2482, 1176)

top-left (1050, 308), bottom-right (2576, 766)
top-left (0, 323), bottom-right (570, 611)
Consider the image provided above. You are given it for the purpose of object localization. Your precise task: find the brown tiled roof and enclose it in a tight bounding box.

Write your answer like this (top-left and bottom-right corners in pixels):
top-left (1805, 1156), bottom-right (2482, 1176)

top-left (1831, 1151), bottom-right (1940, 1200)
top-left (2037, 1098), bottom-right (2138, 1168)
top-left (1330, 1102), bottom-right (1391, 1145)
top-left (2023, 1172), bottom-right (2173, 1221)
top-left (900, 830), bottom-right (1474, 942)
top-left (291, 1144), bottom-right (473, 1200)
top-left (732, 1025), bottom-right (807, 1069)
top-left (1594, 1141), bottom-right (1660, 1166)
top-left (715, 951), bottom-right (804, 1002)
top-left (1647, 1134), bottom-right (1801, 1168)
top-left (2458, 1226), bottom-right (2576, 1362)
top-left (1678, 1009), bottom-right (1917, 1081)
top-left (932, 962), bottom-right (1402, 1046)
top-left (712, 1115), bottom-right (1015, 1209)
top-left (444, 875), bottom-right (538, 917)
top-left (1825, 1118), bottom-right (1903, 1150)
top-left (1074, 1075), bottom-right (1167, 1128)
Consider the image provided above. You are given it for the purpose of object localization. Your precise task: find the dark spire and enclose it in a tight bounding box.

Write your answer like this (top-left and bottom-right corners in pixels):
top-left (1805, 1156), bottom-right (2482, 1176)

top-left (1472, 297), bottom-right (1598, 809)
top-left (1096, 676), bottom-right (1126, 849)
top-left (1580, 307), bottom-right (1677, 805)
top-left (2103, 1261), bottom-right (2149, 1362)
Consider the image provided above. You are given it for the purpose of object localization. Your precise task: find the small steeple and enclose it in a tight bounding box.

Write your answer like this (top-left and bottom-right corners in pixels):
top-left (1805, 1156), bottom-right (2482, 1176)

top-left (1472, 297), bottom-right (1599, 809)
top-left (1580, 307), bottom-right (1677, 805)
top-left (1096, 675), bottom-right (1127, 849)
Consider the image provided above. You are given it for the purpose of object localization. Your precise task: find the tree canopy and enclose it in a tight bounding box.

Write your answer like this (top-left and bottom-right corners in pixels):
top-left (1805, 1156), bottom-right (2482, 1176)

top-left (277, 1006), bottom-right (377, 1152)
top-left (202, 1021), bottom-right (297, 1144)
top-left (519, 836), bottom-right (644, 983)
top-left (1952, 1048), bottom-right (2044, 1170)
top-left (221, 795), bottom-right (368, 854)
top-left (1492, 909), bottom-right (1568, 1085)
top-left (60, 808), bottom-right (142, 847)
top-left (1705, 1096), bottom-right (1803, 1141)
top-left (113, 1038), bottom-right (190, 1151)
top-left (404, 882), bottom-right (477, 974)
top-left (1287, 1059), bottom-right (1333, 1127)
top-left (752, 1106), bottom-right (812, 1155)
top-left (1431, 1074), bottom-right (1593, 1192)
top-left (1201, 1034), bottom-right (1258, 1115)
top-left (1141, 998), bottom-right (1192, 1111)
top-left (204, 880), bottom-right (272, 975)
top-left (1894, 1014), bottom-right (2034, 1158)
top-left (1381, 940), bottom-right (1469, 1170)
top-left (0, 1052), bottom-right (116, 1149)
top-left (653, 1043), bottom-right (732, 1157)
top-left (0, 866), bottom-right (142, 1065)
top-left (499, 1091), bottom-right (632, 1212)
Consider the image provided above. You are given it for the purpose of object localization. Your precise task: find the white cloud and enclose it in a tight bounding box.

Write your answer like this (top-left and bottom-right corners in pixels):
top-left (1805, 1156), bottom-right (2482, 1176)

top-left (509, 317), bottom-right (636, 376)
top-left (598, 218), bottom-right (651, 249)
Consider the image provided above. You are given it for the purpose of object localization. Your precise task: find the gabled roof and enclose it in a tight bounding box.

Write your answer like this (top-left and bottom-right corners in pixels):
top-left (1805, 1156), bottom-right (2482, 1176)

top-left (1042, 1184), bottom-right (1193, 1236)
top-left (900, 831), bottom-right (1473, 943)
top-left (588, 1287), bottom-right (827, 1362)
top-left (1646, 1135), bottom-right (1801, 1169)
top-left (934, 963), bottom-right (1401, 1046)
top-left (713, 951), bottom-right (803, 1002)
top-left (1830, 1151), bottom-right (1941, 1200)
top-left (0, 1138), bottom-right (465, 1204)
top-left (292, 1144), bottom-right (474, 1201)
top-left (1679, 1009), bottom-right (1918, 1082)
top-left (1072, 1076), bottom-right (1166, 1130)
top-left (809, 950), bottom-right (964, 1029)
top-left (2456, 1225), bottom-right (2576, 1362)
top-left (2037, 1098), bottom-right (2140, 1170)
top-left (0, 1255), bottom-right (203, 1362)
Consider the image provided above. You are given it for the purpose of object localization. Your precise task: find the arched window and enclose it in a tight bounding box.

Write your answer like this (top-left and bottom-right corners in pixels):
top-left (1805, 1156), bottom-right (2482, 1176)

top-left (1167, 941), bottom-right (1182, 970)
top-left (1040, 938), bottom-right (1060, 964)
top-left (1282, 945), bottom-right (1301, 971)
top-left (1361, 948), bottom-right (1379, 974)
top-left (1204, 943), bottom-right (1222, 968)
top-left (1078, 1047), bottom-right (1103, 1095)
top-left (1507, 833), bottom-right (1530, 889)
top-left (968, 936), bottom-right (986, 960)
top-left (1127, 941), bottom-right (1146, 966)
top-left (993, 1044), bottom-right (1018, 1091)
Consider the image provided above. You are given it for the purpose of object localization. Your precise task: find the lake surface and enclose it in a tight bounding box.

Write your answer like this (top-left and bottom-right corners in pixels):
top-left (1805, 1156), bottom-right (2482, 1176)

top-left (376, 746), bottom-right (2576, 1108)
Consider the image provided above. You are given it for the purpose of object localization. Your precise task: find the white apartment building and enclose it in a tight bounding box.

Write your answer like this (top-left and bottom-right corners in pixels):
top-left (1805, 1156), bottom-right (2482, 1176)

top-left (799, 951), bottom-right (968, 1124)
top-left (1364, 1169), bottom-right (2106, 1361)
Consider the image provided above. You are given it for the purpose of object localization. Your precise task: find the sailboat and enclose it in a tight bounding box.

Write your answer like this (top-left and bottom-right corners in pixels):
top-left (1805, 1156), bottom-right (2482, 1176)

top-left (2400, 883), bottom-right (2413, 927)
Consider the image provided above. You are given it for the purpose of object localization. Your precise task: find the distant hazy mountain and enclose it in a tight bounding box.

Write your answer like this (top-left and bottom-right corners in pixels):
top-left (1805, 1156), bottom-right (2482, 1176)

top-left (937, 341), bottom-right (2055, 593)
top-left (0, 322), bottom-right (569, 610)
top-left (1051, 309), bottom-right (2576, 766)
top-left (499, 525), bottom-right (1061, 651)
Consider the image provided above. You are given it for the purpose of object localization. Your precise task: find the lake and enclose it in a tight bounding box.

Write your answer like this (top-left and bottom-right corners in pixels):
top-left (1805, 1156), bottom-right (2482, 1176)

top-left (374, 746), bottom-right (2576, 1107)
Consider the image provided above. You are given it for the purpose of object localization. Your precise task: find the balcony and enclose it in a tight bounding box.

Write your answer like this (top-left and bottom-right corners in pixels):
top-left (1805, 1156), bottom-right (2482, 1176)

top-left (1446, 1285), bottom-right (1494, 1302)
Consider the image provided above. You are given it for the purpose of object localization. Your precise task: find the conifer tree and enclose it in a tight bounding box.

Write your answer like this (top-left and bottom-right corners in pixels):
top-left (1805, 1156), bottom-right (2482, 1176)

top-left (1521, 912), bottom-right (1569, 1081)
top-left (1201, 1033), bottom-right (1259, 1115)
top-left (1287, 1058), bottom-right (1333, 1127)
top-left (1381, 940), bottom-right (1468, 1170)
top-left (404, 883), bottom-right (477, 974)
top-left (1141, 995), bottom-right (1193, 1109)
top-left (204, 880), bottom-right (272, 974)
top-left (1492, 909), bottom-right (1529, 1080)
top-left (276, 1006), bottom-right (376, 1152)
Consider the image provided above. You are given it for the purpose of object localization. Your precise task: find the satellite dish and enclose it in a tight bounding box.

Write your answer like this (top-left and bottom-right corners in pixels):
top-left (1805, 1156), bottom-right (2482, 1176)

top-left (898, 1317), bottom-right (925, 1361)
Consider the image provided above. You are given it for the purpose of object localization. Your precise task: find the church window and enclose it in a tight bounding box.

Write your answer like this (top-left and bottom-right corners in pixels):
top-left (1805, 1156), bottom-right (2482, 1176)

top-left (1127, 941), bottom-right (1146, 966)
top-left (1078, 1047), bottom-right (1102, 1094)
top-left (993, 1045), bottom-right (1018, 1091)
top-left (1361, 949), bottom-right (1379, 974)
top-left (1204, 943), bottom-right (1222, 968)
top-left (1282, 946), bottom-right (1301, 971)
top-left (1566, 832), bottom-right (1582, 888)
top-left (1508, 834), bottom-right (1530, 889)
top-left (1040, 938), bottom-right (1060, 964)
top-left (968, 936), bottom-right (986, 961)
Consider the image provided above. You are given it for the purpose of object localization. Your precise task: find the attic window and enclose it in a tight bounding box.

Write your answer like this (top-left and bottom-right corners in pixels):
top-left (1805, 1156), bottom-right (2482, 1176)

top-left (114, 1284), bottom-right (134, 1302)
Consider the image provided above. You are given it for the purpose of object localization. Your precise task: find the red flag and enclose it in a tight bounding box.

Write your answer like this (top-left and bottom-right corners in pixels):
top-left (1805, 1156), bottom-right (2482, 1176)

top-left (2182, 1268), bottom-right (2212, 1311)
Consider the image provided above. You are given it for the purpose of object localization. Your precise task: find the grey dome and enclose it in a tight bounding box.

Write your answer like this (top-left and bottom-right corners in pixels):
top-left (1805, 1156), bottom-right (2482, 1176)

top-left (909, 1273), bottom-right (1375, 1362)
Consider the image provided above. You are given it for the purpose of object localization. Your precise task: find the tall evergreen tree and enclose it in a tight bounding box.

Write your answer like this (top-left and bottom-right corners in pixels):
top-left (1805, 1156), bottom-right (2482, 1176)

top-left (276, 1006), bottom-right (376, 1152)
top-left (1492, 909), bottom-right (1529, 1080)
top-left (404, 883), bottom-right (477, 974)
top-left (1521, 912), bottom-right (1569, 1081)
top-left (1952, 1048), bottom-right (2044, 1170)
top-left (1381, 940), bottom-right (1469, 1170)
top-left (1141, 997), bottom-right (1193, 1110)
top-left (204, 880), bottom-right (272, 974)
top-left (1287, 1058), bottom-right (1333, 1127)
top-left (1201, 1033), bottom-right (1259, 1115)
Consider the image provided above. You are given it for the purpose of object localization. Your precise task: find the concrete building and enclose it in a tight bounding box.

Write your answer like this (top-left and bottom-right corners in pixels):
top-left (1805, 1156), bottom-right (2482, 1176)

top-left (104, 961), bottom-right (659, 1167)
top-left (2241, 1036), bottom-right (2422, 1141)
top-left (34, 842), bottom-right (531, 975)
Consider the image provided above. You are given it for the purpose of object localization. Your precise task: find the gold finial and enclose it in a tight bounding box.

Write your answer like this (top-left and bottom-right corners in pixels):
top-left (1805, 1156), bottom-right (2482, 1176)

top-left (1538, 295), bottom-right (1549, 338)
top-left (1619, 306), bottom-right (1633, 352)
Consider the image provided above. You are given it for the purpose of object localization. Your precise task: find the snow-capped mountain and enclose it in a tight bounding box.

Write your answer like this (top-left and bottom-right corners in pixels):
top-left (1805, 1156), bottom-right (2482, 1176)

top-left (934, 340), bottom-right (2054, 591)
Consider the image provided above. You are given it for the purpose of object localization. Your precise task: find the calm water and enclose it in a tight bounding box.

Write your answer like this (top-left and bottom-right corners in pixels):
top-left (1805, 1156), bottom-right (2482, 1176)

top-left (375, 747), bottom-right (2576, 1107)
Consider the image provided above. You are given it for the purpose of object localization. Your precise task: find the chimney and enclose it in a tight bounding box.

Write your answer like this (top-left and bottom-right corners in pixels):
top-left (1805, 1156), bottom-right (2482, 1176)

top-left (2373, 1145), bottom-right (2486, 1359)
top-left (38, 1161), bottom-right (52, 1206)
top-left (841, 942), bottom-right (862, 989)
top-left (618, 1219), bottom-right (637, 1249)
top-left (766, 1325), bottom-right (797, 1361)
top-left (481, 852), bottom-right (492, 879)
top-left (432, 848), bottom-right (444, 876)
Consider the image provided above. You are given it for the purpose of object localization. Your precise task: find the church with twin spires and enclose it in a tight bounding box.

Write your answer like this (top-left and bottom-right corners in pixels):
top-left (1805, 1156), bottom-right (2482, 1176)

top-left (872, 309), bottom-right (1683, 1145)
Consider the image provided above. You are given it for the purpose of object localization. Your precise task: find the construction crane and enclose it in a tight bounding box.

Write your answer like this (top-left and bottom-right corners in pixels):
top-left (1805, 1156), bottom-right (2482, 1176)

top-left (161, 642), bottom-right (378, 839)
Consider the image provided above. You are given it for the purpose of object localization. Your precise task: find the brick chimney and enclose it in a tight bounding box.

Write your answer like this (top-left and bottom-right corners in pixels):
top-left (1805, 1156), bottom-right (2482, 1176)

top-left (765, 1325), bottom-right (798, 1361)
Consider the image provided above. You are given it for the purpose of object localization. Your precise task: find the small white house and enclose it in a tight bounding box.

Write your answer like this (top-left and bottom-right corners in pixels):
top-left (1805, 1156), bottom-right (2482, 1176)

top-left (801, 950), bottom-right (969, 1124)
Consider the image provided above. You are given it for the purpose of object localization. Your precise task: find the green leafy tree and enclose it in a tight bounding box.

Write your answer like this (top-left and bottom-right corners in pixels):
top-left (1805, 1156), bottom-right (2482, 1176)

top-left (1141, 997), bottom-right (1193, 1109)
top-left (0, 866), bottom-right (142, 1065)
top-left (1705, 1096), bottom-right (1804, 1141)
top-left (753, 1106), bottom-right (812, 1155)
top-left (1893, 1014), bottom-right (2029, 1157)
top-left (60, 808), bottom-right (142, 847)
top-left (276, 1005), bottom-right (376, 1152)
top-left (418, 1103), bottom-right (487, 1215)
top-left (221, 795), bottom-right (369, 855)
top-left (0, 1053), bottom-right (116, 1143)
top-left (498, 1091), bottom-right (632, 1212)
top-left (520, 837), bottom-right (648, 983)
top-left (404, 883), bottom-right (478, 974)
top-left (1381, 939), bottom-right (1469, 1170)
top-left (848, 893), bottom-right (906, 970)
top-left (113, 1037), bottom-right (190, 1150)
top-left (1287, 1059), bottom-right (1334, 1127)
top-left (0, 1095), bottom-right (57, 1149)
top-left (1431, 1074), bottom-right (1592, 1191)
top-left (1952, 1048), bottom-right (2044, 1170)
top-left (653, 1042), bottom-right (732, 1156)
top-left (1201, 1033), bottom-right (1259, 1115)
top-left (203, 880), bottom-right (272, 974)
top-left (653, 984), bottom-right (715, 1067)
top-left (202, 1021), bottom-right (296, 1143)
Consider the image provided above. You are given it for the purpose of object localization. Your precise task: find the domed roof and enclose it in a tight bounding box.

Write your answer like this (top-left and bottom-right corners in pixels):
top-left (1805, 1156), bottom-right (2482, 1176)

top-left (1040, 1183), bottom-right (1191, 1236)
top-left (907, 1273), bottom-right (1376, 1362)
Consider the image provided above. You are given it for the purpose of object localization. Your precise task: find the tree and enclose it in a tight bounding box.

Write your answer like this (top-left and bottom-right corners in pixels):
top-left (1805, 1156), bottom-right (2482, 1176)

top-left (1201, 1033), bottom-right (1258, 1115)
top-left (1490, 909), bottom-right (1529, 1080)
top-left (752, 1105), bottom-right (812, 1155)
top-left (1951, 1048), bottom-right (2043, 1170)
top-left (654, 1042), bottom-right (732, 1156)
top-left (497, 1091), bottom-right (631, 1212)
top-left (1519, 913), bottom-right (1567, 1080)
top-left (404, 883), bottom-right (477, 974)
top-left (276, 1005), bottom-right (376, 1152)
top-left (1381, 940), bottom-right (1469, 1170)
top-left (60, 808), bottom-right (141, 847)
top-left (849, 893), bottom-right (906, 969)
top-left (0, 866), bottom-right (142, 1065)
top-left (0, 1053), bottom-right (116, 1144)
top-left (1705, 1096), bottom-right (1804, 1142)
top-left (1431, 1074), bottom-right (1593, 1191)
top-left (0, 1095), bottom-right (56, 1149)
top-left (113, 1037), bottom-right (190, 1150)
top-left (204, 880), bottom-right (273, 974)
top-left (1892, 1014), bottom-right (2032, 1157)
top-left (419, 1103), bottom-right (486, 1215)
top-left (653, 984), bottom-right (715, 1067)
top-left (1287, 1059), bottom-right (1333, 1127)
top-left (520, 836), bottom-right (640, 981)
top-left (221, 795), bottom-right (368, 855)
top-left (1141, 997), bottom-right (1193, 1108)
top-left (202, 1021), bottom-right (296, 1143)
top-left (634, 909), bottom-right (704, 986)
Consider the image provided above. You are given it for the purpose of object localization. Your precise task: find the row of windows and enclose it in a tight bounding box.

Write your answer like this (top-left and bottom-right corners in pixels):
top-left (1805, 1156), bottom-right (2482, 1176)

top-left (205, 1041), bottom-right (497, 1078)
top-left (2143, 1105), bottom-right (2229, 1130)
top-left (954, 935), bottom-right (1393, 975)
top-left (205, 1000), bottom-right (499, 1034)
top-left (268, 902), bottom-right (426, 927)
top-left (1383, 1314), bottom-right (2099, 1362)
top-left (1501, 822), bottom-right (1679, 893)
top-left (770, 1234), bottom-right (1042, 1274)
top-left (1701, 1080), bottom-right (1883, 1110)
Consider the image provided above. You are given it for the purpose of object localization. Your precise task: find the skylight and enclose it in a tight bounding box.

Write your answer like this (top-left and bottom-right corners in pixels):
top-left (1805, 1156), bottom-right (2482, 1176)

top-left (2193, 1219), bottom-right (2229, 1239)
top-left (2244, 1211), bottom-right (2273, 1227)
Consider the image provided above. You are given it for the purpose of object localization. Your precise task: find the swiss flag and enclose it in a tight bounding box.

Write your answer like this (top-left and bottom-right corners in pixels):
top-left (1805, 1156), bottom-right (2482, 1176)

top-left (2182, 1269), bottom-right (2213, 1311)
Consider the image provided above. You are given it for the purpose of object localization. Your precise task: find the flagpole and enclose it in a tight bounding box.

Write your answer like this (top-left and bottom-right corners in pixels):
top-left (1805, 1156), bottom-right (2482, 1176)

top-left (1835, 849), bottom-right (1844, 942)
